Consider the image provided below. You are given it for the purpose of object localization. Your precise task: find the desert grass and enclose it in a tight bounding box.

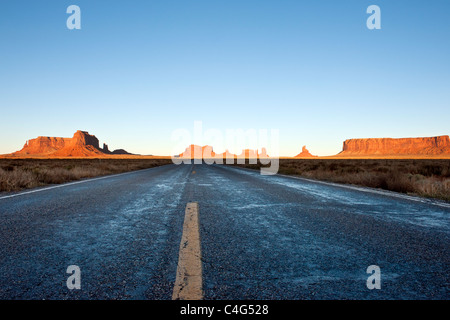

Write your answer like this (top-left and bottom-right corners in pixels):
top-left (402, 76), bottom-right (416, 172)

top-left (0, 159), bottom-right (172, 192)
top-left (232, 159), bottom-right (450, 201)
top-left (2, 158), bottom-right (449, 201)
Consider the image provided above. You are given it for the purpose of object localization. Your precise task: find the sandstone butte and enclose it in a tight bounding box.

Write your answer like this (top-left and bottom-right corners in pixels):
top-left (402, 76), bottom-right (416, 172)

top-left (178, 144), bottom-right (269, 159)
top-left (337, 135), bottom-right (450, 156)
top-left (3, 131), bottom-right (450, 159)
top-left (295, 146), bottom-right (318, 158)
top-left (9, 130), bottom-right (131, 157)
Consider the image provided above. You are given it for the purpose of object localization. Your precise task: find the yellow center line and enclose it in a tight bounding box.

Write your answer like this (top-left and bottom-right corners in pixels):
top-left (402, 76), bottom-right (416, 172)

top-left (172, 202), bottom-right (203, 300)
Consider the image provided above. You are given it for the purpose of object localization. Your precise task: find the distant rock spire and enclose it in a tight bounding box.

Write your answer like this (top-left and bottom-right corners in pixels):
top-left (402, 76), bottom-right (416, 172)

top-left (295, 146), bottom-right (317, 158)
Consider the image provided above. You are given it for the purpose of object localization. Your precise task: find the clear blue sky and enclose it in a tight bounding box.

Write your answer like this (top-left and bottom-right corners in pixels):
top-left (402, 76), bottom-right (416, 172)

top-left (1, 0), bottom-right (449, 156)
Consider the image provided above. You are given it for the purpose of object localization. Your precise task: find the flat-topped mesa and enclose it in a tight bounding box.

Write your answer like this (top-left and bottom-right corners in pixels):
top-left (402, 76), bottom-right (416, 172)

top-left (295, 146), bottom-right (317, 158)
top-left (19, 136), bottom-right (70, 155)
top-left (339, 135), bottom-right (450, 156)
top-left (12, 130), bottom-right (132, 157)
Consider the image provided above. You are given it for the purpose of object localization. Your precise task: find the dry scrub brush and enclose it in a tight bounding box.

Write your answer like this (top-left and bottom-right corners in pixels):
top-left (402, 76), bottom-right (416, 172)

top-left (236, 159), bottom-right (450, 201)
top-left (0, 159), bottom-right (172, 192)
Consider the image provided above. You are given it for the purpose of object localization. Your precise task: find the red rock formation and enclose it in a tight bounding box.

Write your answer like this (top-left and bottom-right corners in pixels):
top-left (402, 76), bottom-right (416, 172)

top-left (237, 149), bottom-right (258, 158)
top-left (18, 137), bottom-right (70, 155)
top-left (295, 146), bottom-right (317, 158)
top-left (51, 131), bottom-right (105, 157)
top-left (259, 148), bottom-right (269, 158)
top-left (12, 130), bottom-right (131, 157)
top-left (179, 145), bottom-right (216, 158)
top-left (179, 145), bottom-right (269, 159)
top-left (338, 135), bottom-right (450, 156)
top-left (111, 149), bottom-right (132, 155)
top-left (216, 150), bottom-right (237, 159)
top-left (236, 148), bottom-right (269, 158)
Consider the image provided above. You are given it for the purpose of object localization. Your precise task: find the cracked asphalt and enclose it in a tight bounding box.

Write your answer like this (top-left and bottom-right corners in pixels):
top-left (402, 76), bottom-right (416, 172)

top-left (0, 163), bottom-right (449, 299)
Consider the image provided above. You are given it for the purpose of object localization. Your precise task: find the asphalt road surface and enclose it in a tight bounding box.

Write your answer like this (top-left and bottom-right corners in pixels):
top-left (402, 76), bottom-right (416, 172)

top-left (0, 164), bottom-right (449, 299)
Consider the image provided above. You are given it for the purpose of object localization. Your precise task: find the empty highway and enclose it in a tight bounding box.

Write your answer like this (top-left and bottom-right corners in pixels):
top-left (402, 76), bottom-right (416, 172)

top-left (0, 164), bottom-right (449, 299)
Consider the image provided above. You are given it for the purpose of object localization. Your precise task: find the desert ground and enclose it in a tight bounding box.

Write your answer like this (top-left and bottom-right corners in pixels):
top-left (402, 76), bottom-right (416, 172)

top-left (1, 158), bottom-right (449, 201)
top-left (235, 158), bottom-right (450, 201)
top-left (0, 158), bottom-right (172, 192)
